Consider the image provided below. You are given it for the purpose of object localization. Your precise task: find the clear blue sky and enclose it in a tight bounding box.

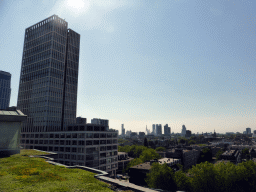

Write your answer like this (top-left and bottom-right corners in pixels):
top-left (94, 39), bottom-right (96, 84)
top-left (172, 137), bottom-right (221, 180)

top-left (1, 0), bottom-right (256, 134)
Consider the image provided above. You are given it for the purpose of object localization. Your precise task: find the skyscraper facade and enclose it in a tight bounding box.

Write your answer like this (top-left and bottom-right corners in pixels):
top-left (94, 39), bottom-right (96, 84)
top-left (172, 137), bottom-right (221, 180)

top-left (246, 128), bottom-right (251, 135)
top-left (17, 15), bottom-right (80, 132)
top-left (181, 125), bottom-right (186, 136)
top-left (121, 124), bottom-right (125, 136)
top-left (164, 124), bottom-right (171, 135)
top-left (0, 71), bottom-right (11, 110)
top-left (17, 15), bottom-right (119, 177)
top-left (152, 124), bottom-right (156, 135)
top-left (156, 124), bottom-right (162, 135)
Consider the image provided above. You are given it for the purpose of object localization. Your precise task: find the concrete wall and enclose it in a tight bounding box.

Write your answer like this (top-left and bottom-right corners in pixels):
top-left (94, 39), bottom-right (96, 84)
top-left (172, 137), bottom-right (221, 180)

top-left (0, 122), bottom-right (21, 157)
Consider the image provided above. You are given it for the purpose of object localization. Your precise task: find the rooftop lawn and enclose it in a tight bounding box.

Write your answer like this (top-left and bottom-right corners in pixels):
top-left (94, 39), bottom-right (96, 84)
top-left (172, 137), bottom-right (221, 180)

top-left (0, 149), bottom-right (113, 192)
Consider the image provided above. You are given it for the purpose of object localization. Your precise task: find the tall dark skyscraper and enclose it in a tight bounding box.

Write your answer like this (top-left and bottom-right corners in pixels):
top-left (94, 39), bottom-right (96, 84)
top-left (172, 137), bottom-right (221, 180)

top-left (17, 15), bottom-right (80, 132)
top-left (0, 70), bottom-right (11, 110)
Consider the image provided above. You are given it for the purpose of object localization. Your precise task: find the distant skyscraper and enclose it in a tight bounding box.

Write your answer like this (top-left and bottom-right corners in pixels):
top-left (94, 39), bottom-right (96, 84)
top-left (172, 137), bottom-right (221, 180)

top-left (164, 124), bottom-right (170, 135)
top-left (121, 124), bottom-right (125, 136)
top-left (146, 125), bottom-right (150, 135)
top-left (156, 124), bottom-right (162, 135)
top-left (17, 15), bottom-right (80, 132)
top-left (181, 125), bottom-right (186, 136)
top-left (246, 128), bottom-right (251, 135)
top-left (152, 124), bottom-right (156, 135)
top-left (185, 130), bottom-right (191, 138)
top-left (0, 71), bottom-right (11, 110)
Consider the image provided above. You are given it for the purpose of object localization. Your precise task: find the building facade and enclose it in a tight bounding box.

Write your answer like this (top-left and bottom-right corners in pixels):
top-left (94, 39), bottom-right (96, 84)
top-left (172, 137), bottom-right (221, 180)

top-left (0, 107), bottom-right (27, 157)
top-left (152, 124), bottom-right (156, 135)
top-left (0, 71), bottom-right (11, 110)
top-left (16, 15), bottom-right (119, 177)
top-left (246, 128), bottom-right (251, 135)
top-left (20, 123), bottom-right (118, 176)
top-left (17, 15), bottom-right (80, 132)
top-left (185, 130), bottom-right (191, 138)
top-left (164, 124), bottom-right (171, 135)
top-left (91, 118), bottom-right (109, 128)
top-left (181, 125), bottom-right (186, 136)
top-left (121, 124), bottom-right (125, 136)
top-left (156, 124), bottom-right (162, 135)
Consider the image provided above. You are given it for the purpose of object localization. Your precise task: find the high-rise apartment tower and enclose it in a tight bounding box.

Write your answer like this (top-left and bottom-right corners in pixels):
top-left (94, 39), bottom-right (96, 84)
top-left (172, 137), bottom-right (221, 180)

top-left (17, 15), bottom-right (80, 132)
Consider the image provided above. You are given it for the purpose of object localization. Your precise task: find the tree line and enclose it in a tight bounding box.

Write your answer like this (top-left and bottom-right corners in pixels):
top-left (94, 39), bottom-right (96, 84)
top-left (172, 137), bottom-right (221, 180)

top-left (146, 160), bottom-right (256, 192)
top-left (118, 145), bottom-right (161, 173)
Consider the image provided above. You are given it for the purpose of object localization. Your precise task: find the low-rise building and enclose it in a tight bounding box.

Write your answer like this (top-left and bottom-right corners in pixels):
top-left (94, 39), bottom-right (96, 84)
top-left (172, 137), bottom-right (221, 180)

top-left (250, 148), bottom-right (256, 158)
top-left (129, 162), bottom-right (151, 186)
top-left (211, 146), bottom-right (222, 157)
top-left (166, 147), bottom-right (201, 169)
top-left (220, 149), bottom-right (241, 164)
top-left (182, 149), bottom-right (201, 169)
top-left (117, 152), bottom-right (133, 174)
top-left (129, 158), bottom-right (181, 186)
top-left (20, 123), bottom-right (118, 177)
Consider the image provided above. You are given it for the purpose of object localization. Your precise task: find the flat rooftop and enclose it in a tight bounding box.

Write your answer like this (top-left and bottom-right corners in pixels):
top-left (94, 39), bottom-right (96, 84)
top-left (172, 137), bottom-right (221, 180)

top-left (131, 162), bottom-right (151, 170)
top-left (0, 109), bottom-right (27, 122)
top-left (158, 158), bottom-right (180, 164)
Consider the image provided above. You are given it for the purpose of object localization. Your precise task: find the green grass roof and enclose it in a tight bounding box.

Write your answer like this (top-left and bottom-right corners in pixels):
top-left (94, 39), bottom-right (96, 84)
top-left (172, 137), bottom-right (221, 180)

top-left (0, 149), bottom-right (113, 192)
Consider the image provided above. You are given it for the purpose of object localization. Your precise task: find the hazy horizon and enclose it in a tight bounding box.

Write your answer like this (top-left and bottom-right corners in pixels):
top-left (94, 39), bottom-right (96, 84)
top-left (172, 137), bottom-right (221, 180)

top-left (1, 0), bottom-right (256, 134)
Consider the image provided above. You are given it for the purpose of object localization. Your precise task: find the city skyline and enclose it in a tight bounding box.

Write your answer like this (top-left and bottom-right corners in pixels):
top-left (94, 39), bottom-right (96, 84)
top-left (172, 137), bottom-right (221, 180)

top-left (1, 0), bottom-right (256, 133)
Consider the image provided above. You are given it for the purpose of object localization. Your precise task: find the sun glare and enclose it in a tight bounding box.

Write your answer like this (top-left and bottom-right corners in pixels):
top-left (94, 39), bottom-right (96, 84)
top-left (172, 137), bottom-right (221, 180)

top-left (66, 0), bottom-right (90, 13)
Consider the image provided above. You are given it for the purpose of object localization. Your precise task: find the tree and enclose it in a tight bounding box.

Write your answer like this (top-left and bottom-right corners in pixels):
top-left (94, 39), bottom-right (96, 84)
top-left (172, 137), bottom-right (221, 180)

top-left (216, 149), bottom-right (224, 160)
top-left (178, 138), bottom-right (186, 144)
top-left (140, 148), bottom-right (161, 162)
top-left (188, 162), bottom-right (217, 192)
top-left (125, 158), bottom-right (143, 172)
top-left (145, 163), bottom-right (177, 191)
top-left (144, 138), bottom-right (148, 147)
top-left (148, 140), bottom-right (156, 149)
top-left (198, 147), bottom-right (212, 163)
top-left (174, 170), bottom-right (191, 191)
top-left (155, 147), bottom-right (166, 152)
top-left (188, 140), bottom-right (196, 145)
top-left (190, 136), bottom-right (197, 141)
top-left (242, 148), bottom-right (250, 159)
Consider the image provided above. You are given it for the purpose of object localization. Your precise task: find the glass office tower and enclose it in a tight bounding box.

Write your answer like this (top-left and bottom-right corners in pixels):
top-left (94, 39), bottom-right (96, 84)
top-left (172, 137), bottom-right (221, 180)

top-left (0, 70), bottom-right (11, 110)
top-left (17, 15), bottom-right (80, 132)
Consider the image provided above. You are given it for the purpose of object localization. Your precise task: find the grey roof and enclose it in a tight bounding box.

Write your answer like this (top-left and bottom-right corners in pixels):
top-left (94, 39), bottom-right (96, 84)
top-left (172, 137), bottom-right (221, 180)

top-left (0, 109), bottom-right (27, 122)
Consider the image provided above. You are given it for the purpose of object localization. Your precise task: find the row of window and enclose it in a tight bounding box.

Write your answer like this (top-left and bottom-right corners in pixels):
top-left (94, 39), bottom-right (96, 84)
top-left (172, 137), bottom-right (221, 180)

top-left (67, 52), bottom-right (79, 63)
top-left (23, 50), bottom-right (51, 68)
top-left (21, 59), bottom-right (50, 76)
top-left (24, 41), bottom-right (51, 59)
top-left (25, 33), bottom-right (53, 51)
top-left (21, 132), bottom-right (117, 138)
top-left (21, 139), bottom-right (118, 147)
top-left (57, 154), bottom-right (117, 162)
top-left (0, 79), bottom-right (11, 88)
top-left (53, 32), bottom-right (66, 46)
top-left (68, 44), bottom-right (79, 55)
top-left (52, 50), bottom-right (64, 62)
top-left (68, 32), bottom-right (80, 48)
